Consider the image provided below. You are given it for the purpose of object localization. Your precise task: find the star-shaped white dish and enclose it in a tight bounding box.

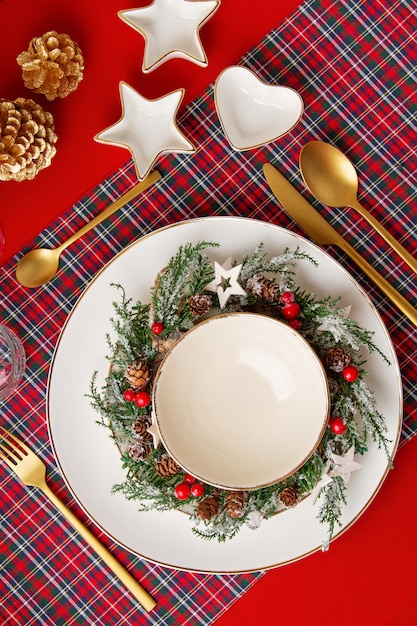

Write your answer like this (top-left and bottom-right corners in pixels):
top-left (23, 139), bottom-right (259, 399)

top-left (95, 82), bottom-right (195, 180)
top-left (119, 0), bottom-right (220, 73)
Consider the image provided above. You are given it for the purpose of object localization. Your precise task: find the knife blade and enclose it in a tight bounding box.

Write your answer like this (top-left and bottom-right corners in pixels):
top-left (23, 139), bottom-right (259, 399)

top-left (263, 163), bottom-right (417, 326)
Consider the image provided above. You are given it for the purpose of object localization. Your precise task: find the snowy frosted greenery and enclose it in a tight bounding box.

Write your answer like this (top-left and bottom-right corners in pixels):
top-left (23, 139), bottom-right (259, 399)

top-left (88, 241), bottom-right (392, 547)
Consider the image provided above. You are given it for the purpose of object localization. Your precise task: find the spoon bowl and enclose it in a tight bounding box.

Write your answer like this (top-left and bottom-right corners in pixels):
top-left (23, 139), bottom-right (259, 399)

top-left (16, 248), bottom-right (60, 288)
top-left (299, 141), bottom-right (360, 207)
top-left (299, 141), bottom-right (417, 274)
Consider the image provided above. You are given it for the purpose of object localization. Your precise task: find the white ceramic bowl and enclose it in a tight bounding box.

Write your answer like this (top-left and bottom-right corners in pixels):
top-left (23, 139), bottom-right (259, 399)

top-left (152, 313), bottom-right (329, 490)
top-left (214, 66), bottom-right (304, 151)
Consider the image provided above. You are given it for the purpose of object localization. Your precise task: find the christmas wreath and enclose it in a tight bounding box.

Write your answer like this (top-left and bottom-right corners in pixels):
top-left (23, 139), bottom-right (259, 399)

top-left (88, 241), bottom-right (392, 547)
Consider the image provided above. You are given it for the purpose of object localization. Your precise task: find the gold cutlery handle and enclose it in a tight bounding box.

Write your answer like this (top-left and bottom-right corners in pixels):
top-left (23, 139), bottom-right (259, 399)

top-left (337, 237), bottom-right (417, 326)
top-left (351, 198), bottom-right (417, 274)
top-left (57, 170), bottom-right (162, 254)
top-left (42, 483), bottom-right (156, 611)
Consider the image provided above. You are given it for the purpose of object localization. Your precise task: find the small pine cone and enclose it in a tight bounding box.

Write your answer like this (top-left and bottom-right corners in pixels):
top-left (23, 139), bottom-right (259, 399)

top-left (154, 454), bottom-right (181, 478)
top-left (224, 490), bottom-right (248, 519)
top-left (127, 437), bottom-right (152, 462)
top-left (246, 274), bottom-right (280, 303)
top-left (0, 97), bottom-right (57, 182)
top-left (125, 360), bottom-right (150, 391)
top-left (189, 294), bottom-right (212, 316)
top-left (327, 377), bottom-right (339, 396)
top-left (279, 486), bottom-right (300, 508)
top-left (17, 31), bottom-right (84, 101)
top-left (153, 330), bottom-right (184, 354)
top-left (131, 415), bottom-right (152, 438)
top-left (196, 494), bottom-right (220, 522)
top-left (326, 348), bottom-right (352, 373)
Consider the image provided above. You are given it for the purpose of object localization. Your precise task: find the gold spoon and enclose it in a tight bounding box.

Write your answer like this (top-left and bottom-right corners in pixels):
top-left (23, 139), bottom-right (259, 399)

top-left (16, 170), bottom-right (161, 288)
top-left (299, 141), bottom-right (417, 274)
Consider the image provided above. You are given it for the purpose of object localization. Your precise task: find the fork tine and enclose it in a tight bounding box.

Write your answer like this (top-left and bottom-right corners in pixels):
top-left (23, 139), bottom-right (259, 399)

top-left (0, 426), bottom-right (31, 453)
top-left (0, 427), bottom-right (30, 463)
top-left (0, 449), bottom-right (17, 470)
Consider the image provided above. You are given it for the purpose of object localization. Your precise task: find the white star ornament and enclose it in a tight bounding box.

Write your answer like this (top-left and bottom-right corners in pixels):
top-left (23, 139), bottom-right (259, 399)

top-left (329, 446), bottom-right (362, 485)
top-left (95, 82), bottom-right (195, 181)
top-left (118, 0), bottom-right (220, 73)
top-left (148, 412), bottom-right (162, 448)
top-left (310, 462), bottom-right (333, 504)
top-left (206, 258), bottom-right (246, 308)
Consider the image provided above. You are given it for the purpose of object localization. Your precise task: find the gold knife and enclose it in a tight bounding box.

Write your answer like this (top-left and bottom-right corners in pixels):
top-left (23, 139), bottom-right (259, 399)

top-left (263, 163), bottom-right (417, 326)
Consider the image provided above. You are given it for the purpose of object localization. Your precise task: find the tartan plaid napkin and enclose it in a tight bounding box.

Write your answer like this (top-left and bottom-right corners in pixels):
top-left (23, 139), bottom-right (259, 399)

top-left (1, 0), bottom-right (416, 623)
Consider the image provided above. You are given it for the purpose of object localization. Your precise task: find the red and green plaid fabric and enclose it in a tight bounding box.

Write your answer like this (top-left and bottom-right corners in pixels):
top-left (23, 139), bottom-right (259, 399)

top-left (1, 0), bottom-right (416, 623)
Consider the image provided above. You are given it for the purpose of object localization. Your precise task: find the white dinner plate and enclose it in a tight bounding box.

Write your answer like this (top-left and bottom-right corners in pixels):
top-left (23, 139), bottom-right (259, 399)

top-left (47, 217), bottom-right (402, 573)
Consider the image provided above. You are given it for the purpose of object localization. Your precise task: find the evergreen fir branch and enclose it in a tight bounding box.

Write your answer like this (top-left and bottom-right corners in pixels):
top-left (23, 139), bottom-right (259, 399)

top-left (298, 290), bottom-right (390, 363)
top-left (352, 380), bottom-right (393, 465)
top-left (113, 454), bottom-right (184, 511)
top-left (151, 241), bottom-right (219, 332)
top-left (191, 513), bottom-right (242, 542)
top-left (295, 452), bottom-right (325, 494)
top-left (239, 243), bottom-right (318, 287)
top-left (188, 252), bottom-right (217, 294)
top-left (317, 476), bottom-right (347, 541)
top-left (108, 284), bottom-right (155, 363)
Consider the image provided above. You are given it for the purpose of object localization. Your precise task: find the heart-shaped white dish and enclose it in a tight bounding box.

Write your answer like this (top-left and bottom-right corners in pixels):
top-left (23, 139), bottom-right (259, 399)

top-left (214, 66), bottom-right (304, 150)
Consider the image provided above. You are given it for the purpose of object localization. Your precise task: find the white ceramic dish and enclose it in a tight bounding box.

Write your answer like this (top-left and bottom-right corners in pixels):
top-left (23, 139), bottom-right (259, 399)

top-left (95, 82), bottom-right (194, 181)
top-left (214, 66), bottom-right (304, 150)
top-left (118, 0), bottom-right (220, 73)
top-left (153, 313), bottom-right (329, 490)
top-left (47, 217), bottom-right (401, 573)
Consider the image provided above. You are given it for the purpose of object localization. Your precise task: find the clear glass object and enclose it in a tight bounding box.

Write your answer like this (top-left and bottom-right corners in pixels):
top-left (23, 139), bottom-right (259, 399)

top-left (0, 325), bottom-right (26, 401)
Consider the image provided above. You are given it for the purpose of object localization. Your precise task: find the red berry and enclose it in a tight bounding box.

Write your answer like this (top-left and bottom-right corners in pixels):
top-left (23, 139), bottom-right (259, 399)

top-left (342, 365), bottom-right (359, 382)
top-left (123, 388), bottom-right (135, 402)
top-left (280, 291), bottom-right (294, 304)
top-left (288, 318), bottom-right (302, 331)
top-left (329, 417), bottom-right (347, 435)
top-left (134, 391), bottom-right (151, 408)
top-left (174, 482), bottom-right (191, 500)
top-left (151, 321), bottom-right (164, 335)
top-left (184, 473), bottom-right (196, 485)
top-left (191, 483), bottom-right (205, 497)
top-left (282, 302), bottom-right (300, 319)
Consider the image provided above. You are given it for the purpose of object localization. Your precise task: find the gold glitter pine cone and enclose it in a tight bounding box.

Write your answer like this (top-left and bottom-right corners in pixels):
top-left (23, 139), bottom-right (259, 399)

top-left (17, 31), bottom-right (84, 101)
top-left (0, 97), bottom-right (57, 182)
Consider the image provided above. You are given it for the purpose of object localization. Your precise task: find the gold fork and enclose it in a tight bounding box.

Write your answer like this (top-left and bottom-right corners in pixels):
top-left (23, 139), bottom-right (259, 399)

top-left (0, 427), bottom-right (156, 612)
